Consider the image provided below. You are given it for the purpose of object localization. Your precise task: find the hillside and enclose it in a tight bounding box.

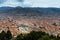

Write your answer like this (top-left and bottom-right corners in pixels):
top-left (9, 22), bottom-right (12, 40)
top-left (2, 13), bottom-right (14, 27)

top-left (0, 7), bottom-right (42, 17)
top-left (0, 7), bottom-right (60, 36)
top-left (0, 7), bottom-right (60, 17)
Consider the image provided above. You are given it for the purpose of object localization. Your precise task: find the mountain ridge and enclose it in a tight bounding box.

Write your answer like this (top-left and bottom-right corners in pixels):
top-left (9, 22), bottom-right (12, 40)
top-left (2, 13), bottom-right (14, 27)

top-left (0, 7), bottom-right (60, 16)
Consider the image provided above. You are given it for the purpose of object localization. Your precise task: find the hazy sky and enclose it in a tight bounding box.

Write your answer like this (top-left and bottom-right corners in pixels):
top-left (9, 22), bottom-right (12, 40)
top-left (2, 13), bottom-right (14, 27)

top-left (0, 0), bottom-right (60, 7)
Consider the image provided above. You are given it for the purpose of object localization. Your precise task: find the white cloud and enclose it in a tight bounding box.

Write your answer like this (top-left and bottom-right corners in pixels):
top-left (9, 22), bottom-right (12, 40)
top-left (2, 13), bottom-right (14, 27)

top-left (0, 0), bottom-right (60, 7)
top-left (0, 0), bottom-right (22, 7)
top-left (0, 0), bottom-right (6, 4)
top-left (30, 0), bottom-right (60, 8)
top-left (0, 0), bottom-right (32, 7)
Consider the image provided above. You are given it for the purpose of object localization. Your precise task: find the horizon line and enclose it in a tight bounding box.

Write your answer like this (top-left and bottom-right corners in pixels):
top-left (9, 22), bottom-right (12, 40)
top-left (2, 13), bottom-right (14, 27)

top-left (0, 6), bottom-right (60, 8)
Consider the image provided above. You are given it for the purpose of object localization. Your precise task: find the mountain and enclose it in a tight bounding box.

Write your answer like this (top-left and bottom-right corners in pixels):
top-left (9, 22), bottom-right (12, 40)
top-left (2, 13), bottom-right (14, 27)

top-left (32, 8), bottom-right (60, 16)
top-left (0, 7), bottom-right (42, 17)
top-left (0, 7), bottom-right (14, 12)
top-left (0, 7), bottom-right (60, 17)
top-left (0, 7), bottom-right (60, 36)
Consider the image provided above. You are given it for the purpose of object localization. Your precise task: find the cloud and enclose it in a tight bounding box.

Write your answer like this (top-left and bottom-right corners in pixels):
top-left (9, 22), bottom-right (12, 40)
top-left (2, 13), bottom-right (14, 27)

top-left (0, 0), bottom-right (6, 4)
top-left (22, 0), bottom-right (32, 7)
top-left (30, 0), bottom-right (60, 7)
top-left (0, 0), bottom-right (60, 7)
top-left (17, 0), bottom-right (24, 2)
top-left (0, 0), bottom-right (32, 7)
top-left (0, 0), bottom-right (22, 7)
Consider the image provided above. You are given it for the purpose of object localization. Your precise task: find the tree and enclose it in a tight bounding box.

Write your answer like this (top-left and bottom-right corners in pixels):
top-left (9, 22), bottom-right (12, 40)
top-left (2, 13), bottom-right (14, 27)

top-left (26, 31), bottom-right (42, 40)
top-left (0, 30), bottom-right (6, 40)
top-left (15, 34), bottom-right (24, 40)
top-left (15, 31), bottom-right (60, 40)
top-left (38, 35), bottom-right (50, 40)
top-left (6, 30), bottom-right (12, 40)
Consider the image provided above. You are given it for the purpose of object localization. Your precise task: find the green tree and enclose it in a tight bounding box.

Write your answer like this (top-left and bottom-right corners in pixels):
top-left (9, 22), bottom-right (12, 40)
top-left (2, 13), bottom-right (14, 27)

top-left (15, 34), bottom-right (24, 40)
top-left (6, 30), bottom-right (12, 40)
top-left (15, 31), bottom-right (60, 40)
top-left (38, 35), bottom-right (51, 40)
top-left (26, 31), bottom-right (42, 40)
top-left (0, 31), bottom-right (6, 40)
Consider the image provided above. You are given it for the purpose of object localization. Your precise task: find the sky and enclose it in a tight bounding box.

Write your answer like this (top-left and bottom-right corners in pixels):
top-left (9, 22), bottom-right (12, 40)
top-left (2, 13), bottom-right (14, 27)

top-left (0, 0), bottom-right (60, 8)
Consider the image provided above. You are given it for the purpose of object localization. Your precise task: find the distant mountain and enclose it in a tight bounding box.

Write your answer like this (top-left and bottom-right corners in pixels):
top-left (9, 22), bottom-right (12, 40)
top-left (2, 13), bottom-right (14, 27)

top-left (0, 7), bottom-right (14, 12)
top-left (32, 8), bottom-right (60, 16)
top-left (0, 7), bottom-right (42, 17)
top-left (0, 7), bottom-right (60, 17)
